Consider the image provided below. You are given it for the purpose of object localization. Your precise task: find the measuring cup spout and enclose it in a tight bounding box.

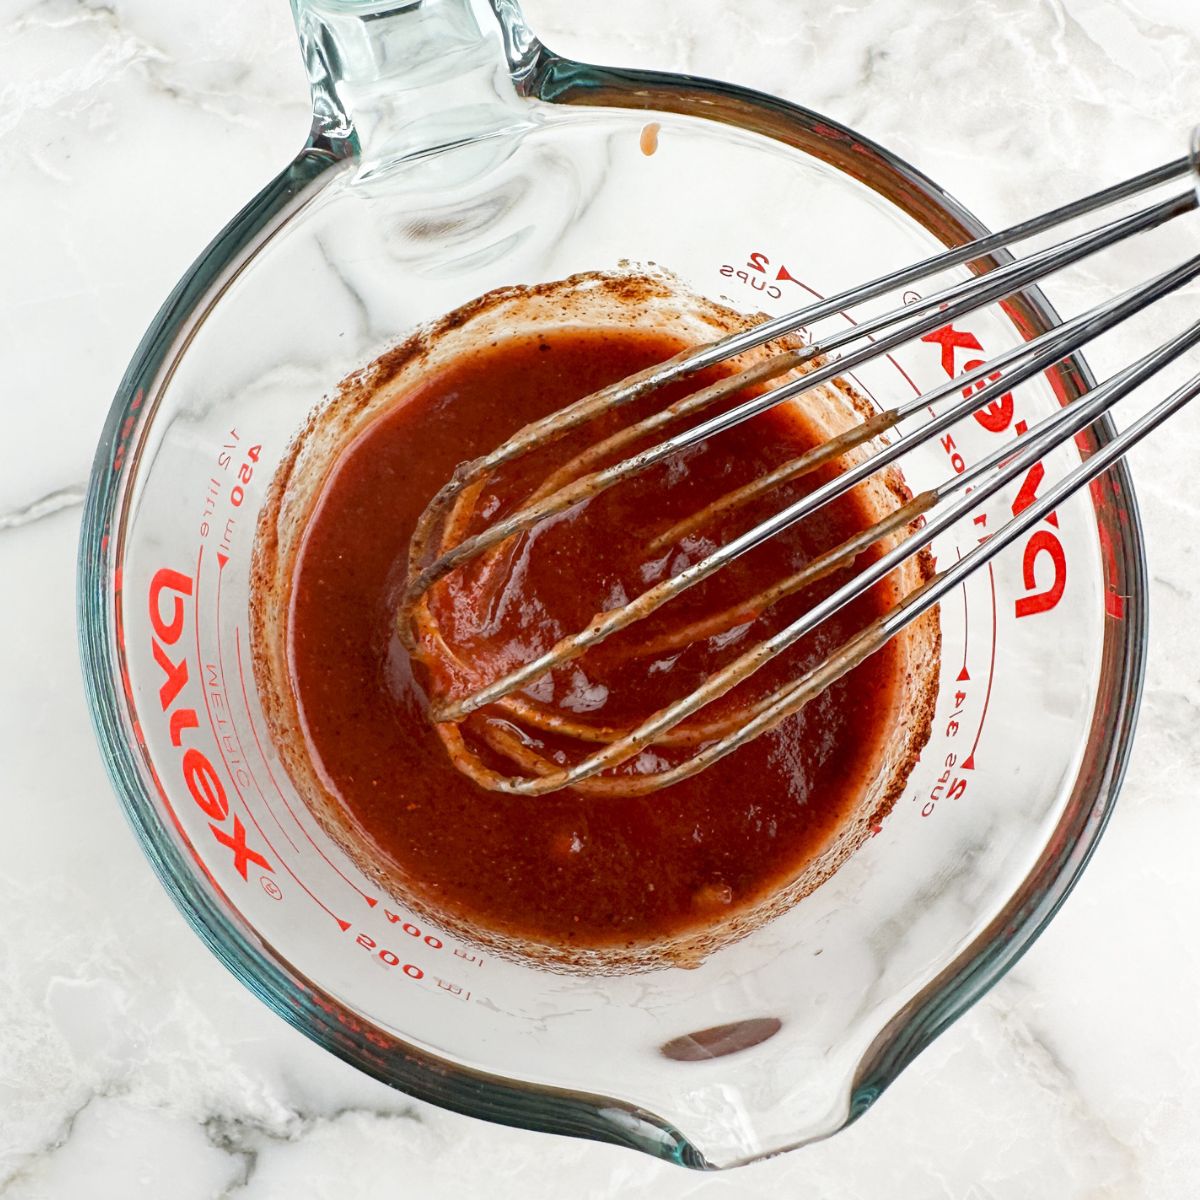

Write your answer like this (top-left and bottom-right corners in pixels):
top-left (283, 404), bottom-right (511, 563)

top-left (290, 0), bottom-right (537, 167)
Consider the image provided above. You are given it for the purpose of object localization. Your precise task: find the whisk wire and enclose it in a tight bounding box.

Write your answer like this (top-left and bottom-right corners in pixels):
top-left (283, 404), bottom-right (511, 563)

top-left (402, 141), bottom-right (1200, 796)
top-left (434, 252), bottom-right (1200, 724)
top-left (679, 154), bottom-right (1195, 374)
top-left (406, 191), bottom-right (1196, 607)
top-left (442, 320), bottom-right (1200, 797)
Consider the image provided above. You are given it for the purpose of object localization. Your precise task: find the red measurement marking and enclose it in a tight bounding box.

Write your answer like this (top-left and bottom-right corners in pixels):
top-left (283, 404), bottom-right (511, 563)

top-left (214, 561), bottom-right (298, 854)
top-left (1090, 479), bottom-right (1126, 620)
top-left (234, 627), bottom-right (379, 909)
top-left (962, 561), bottom-right (998, 771)
top-left (194, 546), bottom-right (351, 932)
top-left (845, 369), bottom-right (882, 412)
top-left (955, 546), bottom-right (970, 683)
top-left (111, 388), bottom-right (145, 474)
top-left (783, 274), bottom-right (924, 403)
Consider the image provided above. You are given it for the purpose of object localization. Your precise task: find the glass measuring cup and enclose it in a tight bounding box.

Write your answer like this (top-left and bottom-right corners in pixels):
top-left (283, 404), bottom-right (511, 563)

top-left (76, 0), bottom-right (1146, 1169)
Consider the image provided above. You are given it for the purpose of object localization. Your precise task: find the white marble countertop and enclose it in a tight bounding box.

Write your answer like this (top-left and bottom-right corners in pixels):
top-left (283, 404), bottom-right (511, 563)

top-left (5, 0), bottom-right (1200, 1195)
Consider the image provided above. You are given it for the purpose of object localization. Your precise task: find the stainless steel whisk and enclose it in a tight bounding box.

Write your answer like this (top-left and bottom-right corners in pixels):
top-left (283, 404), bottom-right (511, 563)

top-left (399, 133), bottom-right (1200, 797)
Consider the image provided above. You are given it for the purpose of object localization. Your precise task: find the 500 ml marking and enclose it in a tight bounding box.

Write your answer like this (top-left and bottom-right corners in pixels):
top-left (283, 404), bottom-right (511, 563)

top-left (351, 929), bottom-right (484, 1002)
top-left (353, 932), bottom-right (424, 978)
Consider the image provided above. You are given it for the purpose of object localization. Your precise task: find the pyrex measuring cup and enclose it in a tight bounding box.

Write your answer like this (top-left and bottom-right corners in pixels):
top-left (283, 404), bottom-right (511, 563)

top-left (77, 0), bottom-right (1146, 1169)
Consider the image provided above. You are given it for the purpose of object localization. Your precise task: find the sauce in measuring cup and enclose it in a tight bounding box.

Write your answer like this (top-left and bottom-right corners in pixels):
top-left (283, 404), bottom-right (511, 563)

top-left (253, 278), bottom-right (938, 970)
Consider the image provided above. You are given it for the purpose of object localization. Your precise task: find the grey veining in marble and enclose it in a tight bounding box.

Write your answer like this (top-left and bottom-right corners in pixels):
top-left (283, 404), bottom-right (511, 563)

top-left (5, 0), bottom-right (1200, 1196)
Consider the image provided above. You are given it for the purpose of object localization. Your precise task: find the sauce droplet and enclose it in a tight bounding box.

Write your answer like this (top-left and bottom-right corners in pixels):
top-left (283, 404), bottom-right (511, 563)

top-left (640, 122), bottom-right (661, 157)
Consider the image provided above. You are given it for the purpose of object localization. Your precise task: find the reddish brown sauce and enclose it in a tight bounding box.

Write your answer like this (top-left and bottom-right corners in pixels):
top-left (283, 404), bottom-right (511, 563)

top-left (283, 326), bottom-right (912, 955)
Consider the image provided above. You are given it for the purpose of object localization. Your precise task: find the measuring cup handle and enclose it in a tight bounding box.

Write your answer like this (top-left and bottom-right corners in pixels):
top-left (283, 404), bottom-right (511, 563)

top-left (290, 0), bottom-right (538, 162)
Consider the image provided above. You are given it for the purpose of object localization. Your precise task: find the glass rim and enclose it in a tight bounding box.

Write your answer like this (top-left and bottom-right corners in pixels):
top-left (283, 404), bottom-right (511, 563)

top-left (76, 38), bottom-right (1147, 1171)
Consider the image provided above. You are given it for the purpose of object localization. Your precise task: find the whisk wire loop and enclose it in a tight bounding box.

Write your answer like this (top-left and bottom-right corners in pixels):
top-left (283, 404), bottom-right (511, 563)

top-left (405, 191), bottom-right (1196, 609)
top-left (401, 140), bottom-right (1200, 796)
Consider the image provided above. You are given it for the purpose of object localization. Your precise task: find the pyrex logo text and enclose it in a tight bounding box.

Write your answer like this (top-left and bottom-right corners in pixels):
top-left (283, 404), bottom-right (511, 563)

top-left (148, 568), bottom-right (273, 880)
top-left (921, 320), bottom-right (1068, 618)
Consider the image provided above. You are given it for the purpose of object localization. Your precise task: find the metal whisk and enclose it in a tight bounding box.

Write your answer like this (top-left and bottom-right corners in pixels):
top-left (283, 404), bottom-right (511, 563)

top-left (399, 132), bottom-right (1200, 797)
